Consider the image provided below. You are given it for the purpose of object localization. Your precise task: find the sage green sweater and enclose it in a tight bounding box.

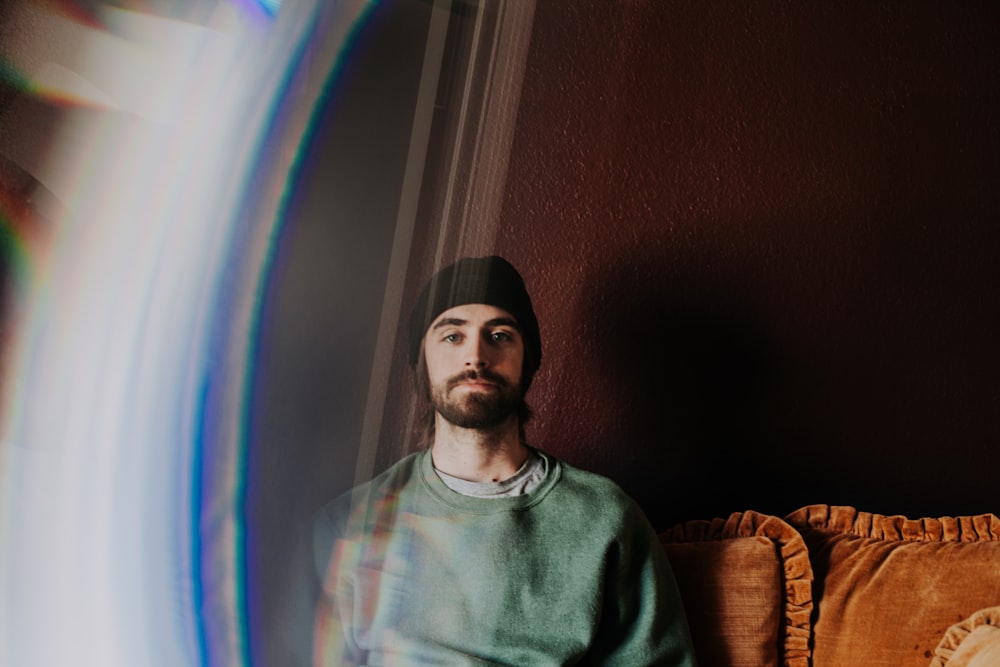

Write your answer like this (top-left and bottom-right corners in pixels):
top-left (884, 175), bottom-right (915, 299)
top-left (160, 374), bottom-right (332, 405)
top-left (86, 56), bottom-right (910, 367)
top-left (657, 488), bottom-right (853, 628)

top-left (313, 449), bottom-right (696, 666)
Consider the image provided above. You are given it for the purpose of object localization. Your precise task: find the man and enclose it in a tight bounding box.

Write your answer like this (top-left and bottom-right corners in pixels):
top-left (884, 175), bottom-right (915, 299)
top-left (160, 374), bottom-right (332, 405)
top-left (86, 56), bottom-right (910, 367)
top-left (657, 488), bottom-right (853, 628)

top-left (313, 256), bottom-right (696, 665)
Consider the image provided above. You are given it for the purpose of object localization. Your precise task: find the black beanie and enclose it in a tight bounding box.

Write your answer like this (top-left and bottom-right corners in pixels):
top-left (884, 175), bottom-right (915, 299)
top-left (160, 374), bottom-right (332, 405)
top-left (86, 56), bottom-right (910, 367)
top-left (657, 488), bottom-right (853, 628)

top-left (408, 256), bottom-right (541, 385)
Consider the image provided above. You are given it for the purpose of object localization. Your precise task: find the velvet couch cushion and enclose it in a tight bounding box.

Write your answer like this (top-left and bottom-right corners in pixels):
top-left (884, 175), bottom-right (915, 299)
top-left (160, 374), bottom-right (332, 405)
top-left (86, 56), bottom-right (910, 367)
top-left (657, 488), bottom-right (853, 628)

top-left (785, 505), bottom-right (1000, 667)
top-left (931, 606), bottom-right (1000, 667)
top-left (660, 511), bottom-right (812, 667)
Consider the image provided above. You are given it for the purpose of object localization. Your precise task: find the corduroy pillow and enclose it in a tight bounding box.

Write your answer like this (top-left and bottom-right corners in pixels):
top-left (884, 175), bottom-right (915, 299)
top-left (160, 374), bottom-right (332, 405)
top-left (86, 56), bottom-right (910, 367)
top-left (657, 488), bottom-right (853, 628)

top-left (930, 606), bottom-right (1000, 667)
top-left (785, 505), bottom-right (1000, 667)
top-left (659, 511), bottom-right (813, 667)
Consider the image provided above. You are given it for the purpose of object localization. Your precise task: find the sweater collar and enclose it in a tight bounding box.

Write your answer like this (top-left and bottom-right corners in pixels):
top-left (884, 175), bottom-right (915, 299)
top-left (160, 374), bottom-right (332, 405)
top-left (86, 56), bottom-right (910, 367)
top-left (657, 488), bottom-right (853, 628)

top-left (417, 447), bottom-right (561, 513)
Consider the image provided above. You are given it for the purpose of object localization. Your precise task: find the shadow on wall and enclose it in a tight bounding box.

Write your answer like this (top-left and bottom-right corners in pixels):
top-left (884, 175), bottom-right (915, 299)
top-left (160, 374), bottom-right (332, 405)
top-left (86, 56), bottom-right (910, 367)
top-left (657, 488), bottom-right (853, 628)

top-left (579, 257), bottom-right (787, 529)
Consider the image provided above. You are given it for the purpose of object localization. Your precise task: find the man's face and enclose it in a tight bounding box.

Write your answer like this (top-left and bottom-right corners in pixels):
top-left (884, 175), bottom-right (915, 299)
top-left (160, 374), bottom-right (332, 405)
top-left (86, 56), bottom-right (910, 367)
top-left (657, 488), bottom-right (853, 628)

top-left (423, 303), bottom-right (525, 430)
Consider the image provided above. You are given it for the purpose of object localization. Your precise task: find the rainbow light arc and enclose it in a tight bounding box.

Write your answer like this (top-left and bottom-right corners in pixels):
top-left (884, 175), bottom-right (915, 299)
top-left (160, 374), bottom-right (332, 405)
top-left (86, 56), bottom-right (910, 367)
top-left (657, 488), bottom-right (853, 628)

top-left (0, 1), bottom-right (376, 664)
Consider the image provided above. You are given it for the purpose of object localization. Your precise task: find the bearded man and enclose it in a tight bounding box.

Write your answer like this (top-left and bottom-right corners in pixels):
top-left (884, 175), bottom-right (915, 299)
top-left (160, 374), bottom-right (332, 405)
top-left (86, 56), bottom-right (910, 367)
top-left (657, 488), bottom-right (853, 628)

top-left (312, 256), bottom-right (695, 666)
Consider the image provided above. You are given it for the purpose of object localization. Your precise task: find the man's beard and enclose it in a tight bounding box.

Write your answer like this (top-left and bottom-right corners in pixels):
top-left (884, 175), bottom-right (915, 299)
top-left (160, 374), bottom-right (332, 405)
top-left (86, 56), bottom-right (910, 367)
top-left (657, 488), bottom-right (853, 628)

top-left (431, 369), bottom-right (522, 430)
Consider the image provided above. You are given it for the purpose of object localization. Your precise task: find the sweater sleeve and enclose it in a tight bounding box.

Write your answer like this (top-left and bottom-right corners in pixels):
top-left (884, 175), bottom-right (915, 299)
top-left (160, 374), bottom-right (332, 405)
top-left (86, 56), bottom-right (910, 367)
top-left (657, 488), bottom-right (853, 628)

top-left (312, 500), bottom-right (366, 666)
top-left (588, 504), bottom-right (698, 667)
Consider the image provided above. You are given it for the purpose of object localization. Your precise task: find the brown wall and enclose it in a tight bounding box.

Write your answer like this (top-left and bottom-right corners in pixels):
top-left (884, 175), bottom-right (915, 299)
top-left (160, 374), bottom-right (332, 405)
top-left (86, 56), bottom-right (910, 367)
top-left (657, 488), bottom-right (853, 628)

top-left (389, 1), bottom-right (1000, 529)
top-left (241, 3), bottom-right (998, 661)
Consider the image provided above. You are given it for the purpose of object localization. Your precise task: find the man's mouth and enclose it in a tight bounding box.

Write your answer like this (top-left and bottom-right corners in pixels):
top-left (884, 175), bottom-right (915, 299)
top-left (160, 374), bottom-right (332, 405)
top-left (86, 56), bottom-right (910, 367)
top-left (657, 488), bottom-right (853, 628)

top-left (448, 371), bottom-right (505, 391)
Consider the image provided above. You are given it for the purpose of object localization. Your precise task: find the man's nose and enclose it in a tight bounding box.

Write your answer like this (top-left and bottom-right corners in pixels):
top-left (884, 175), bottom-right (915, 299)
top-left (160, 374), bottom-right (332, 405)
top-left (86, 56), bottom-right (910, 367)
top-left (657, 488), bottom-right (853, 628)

top-left (464, 337), bottom-right (489, 367)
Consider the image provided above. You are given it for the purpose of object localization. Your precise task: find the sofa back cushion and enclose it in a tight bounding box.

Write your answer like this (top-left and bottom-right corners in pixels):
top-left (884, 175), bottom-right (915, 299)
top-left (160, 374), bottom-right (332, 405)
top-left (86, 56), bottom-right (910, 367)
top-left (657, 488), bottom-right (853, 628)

top-left (786, 505), bottom-right (1000, 667)
top-left (660, 511), bottom-right (812, 667)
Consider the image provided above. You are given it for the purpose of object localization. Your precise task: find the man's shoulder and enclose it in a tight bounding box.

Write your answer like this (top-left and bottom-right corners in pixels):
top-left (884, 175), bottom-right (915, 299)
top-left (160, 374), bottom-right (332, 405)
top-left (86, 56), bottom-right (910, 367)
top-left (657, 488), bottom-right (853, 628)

top-left (541, 452), bottom-right (639, 514)
top-left (537, 452), bottom-right (659, 554)
top-left (547, 452), bottom-right (625, 491)
top-left (314, 451), bottom-right (424, 534)
top-left (316, 450), bottom-right (425, 520)
top-left (312, 450), bottom-right (426, 575)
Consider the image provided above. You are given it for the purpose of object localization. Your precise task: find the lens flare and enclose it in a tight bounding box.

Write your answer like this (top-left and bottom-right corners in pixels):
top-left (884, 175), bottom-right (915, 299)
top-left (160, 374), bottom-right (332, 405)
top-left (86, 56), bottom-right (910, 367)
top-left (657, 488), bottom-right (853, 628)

top-left (0, 1), bottom-right (376, 664)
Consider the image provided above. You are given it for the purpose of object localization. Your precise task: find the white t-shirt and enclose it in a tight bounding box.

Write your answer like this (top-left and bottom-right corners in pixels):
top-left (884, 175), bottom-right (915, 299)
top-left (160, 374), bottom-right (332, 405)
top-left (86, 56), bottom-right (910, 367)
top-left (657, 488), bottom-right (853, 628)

top-left (433, 448), bottom-right (547, 497)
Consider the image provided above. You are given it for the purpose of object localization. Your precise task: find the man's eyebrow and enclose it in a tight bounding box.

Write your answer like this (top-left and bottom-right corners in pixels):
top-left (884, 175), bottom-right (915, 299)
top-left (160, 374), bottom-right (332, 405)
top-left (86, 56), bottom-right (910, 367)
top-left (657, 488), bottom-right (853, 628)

top-left (430, 316), bottom-right (521, 331)
top-left (486, 317), bottom-right (521, 330)
top-left (431, 317), bottom-right (467, 331)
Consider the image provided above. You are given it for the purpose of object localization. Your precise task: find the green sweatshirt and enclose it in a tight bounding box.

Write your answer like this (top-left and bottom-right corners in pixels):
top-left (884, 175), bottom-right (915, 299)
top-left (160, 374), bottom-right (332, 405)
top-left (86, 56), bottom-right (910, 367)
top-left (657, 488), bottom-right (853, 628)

top-left (313, 449), bottom-right (696, 666)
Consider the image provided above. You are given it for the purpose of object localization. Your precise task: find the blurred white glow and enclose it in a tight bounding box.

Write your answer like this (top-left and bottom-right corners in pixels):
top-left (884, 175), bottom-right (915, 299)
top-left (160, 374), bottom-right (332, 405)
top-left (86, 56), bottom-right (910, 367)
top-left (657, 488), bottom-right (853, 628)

top-left (0, 1), bottom-right (370, 664)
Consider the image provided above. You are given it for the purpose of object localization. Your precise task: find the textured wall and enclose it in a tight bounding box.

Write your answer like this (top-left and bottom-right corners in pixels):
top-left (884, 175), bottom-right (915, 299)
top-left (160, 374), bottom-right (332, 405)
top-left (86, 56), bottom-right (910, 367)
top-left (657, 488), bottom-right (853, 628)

top-left (486, 1), bottom-right (1000, 527)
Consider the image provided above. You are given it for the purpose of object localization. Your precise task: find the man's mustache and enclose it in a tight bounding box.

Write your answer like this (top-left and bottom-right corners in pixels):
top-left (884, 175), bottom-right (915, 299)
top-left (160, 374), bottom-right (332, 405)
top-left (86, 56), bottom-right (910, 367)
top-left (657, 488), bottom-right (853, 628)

top-left (446, 369), bottom-right (508, 390)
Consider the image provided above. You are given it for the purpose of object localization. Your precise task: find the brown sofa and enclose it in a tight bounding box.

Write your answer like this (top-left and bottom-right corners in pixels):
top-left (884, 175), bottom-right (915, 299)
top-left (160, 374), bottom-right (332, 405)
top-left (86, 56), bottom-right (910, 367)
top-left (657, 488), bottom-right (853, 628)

top-left (659, 505), bottom-right (1000, 667)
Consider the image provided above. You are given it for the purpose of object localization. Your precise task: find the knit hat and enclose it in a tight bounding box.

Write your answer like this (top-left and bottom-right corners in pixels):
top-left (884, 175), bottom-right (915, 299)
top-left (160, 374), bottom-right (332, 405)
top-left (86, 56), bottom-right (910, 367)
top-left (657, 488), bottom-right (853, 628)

top-left (408, 256), bottom-right (541, 386)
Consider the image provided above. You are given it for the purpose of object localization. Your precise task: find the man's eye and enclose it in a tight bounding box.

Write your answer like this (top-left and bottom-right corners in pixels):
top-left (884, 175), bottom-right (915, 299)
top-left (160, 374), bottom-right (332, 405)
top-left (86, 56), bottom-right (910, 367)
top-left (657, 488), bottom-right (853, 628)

top-left (490, 331), bottom-right (512, 343)
top-left (443, 333), bottom-right (462, 344)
